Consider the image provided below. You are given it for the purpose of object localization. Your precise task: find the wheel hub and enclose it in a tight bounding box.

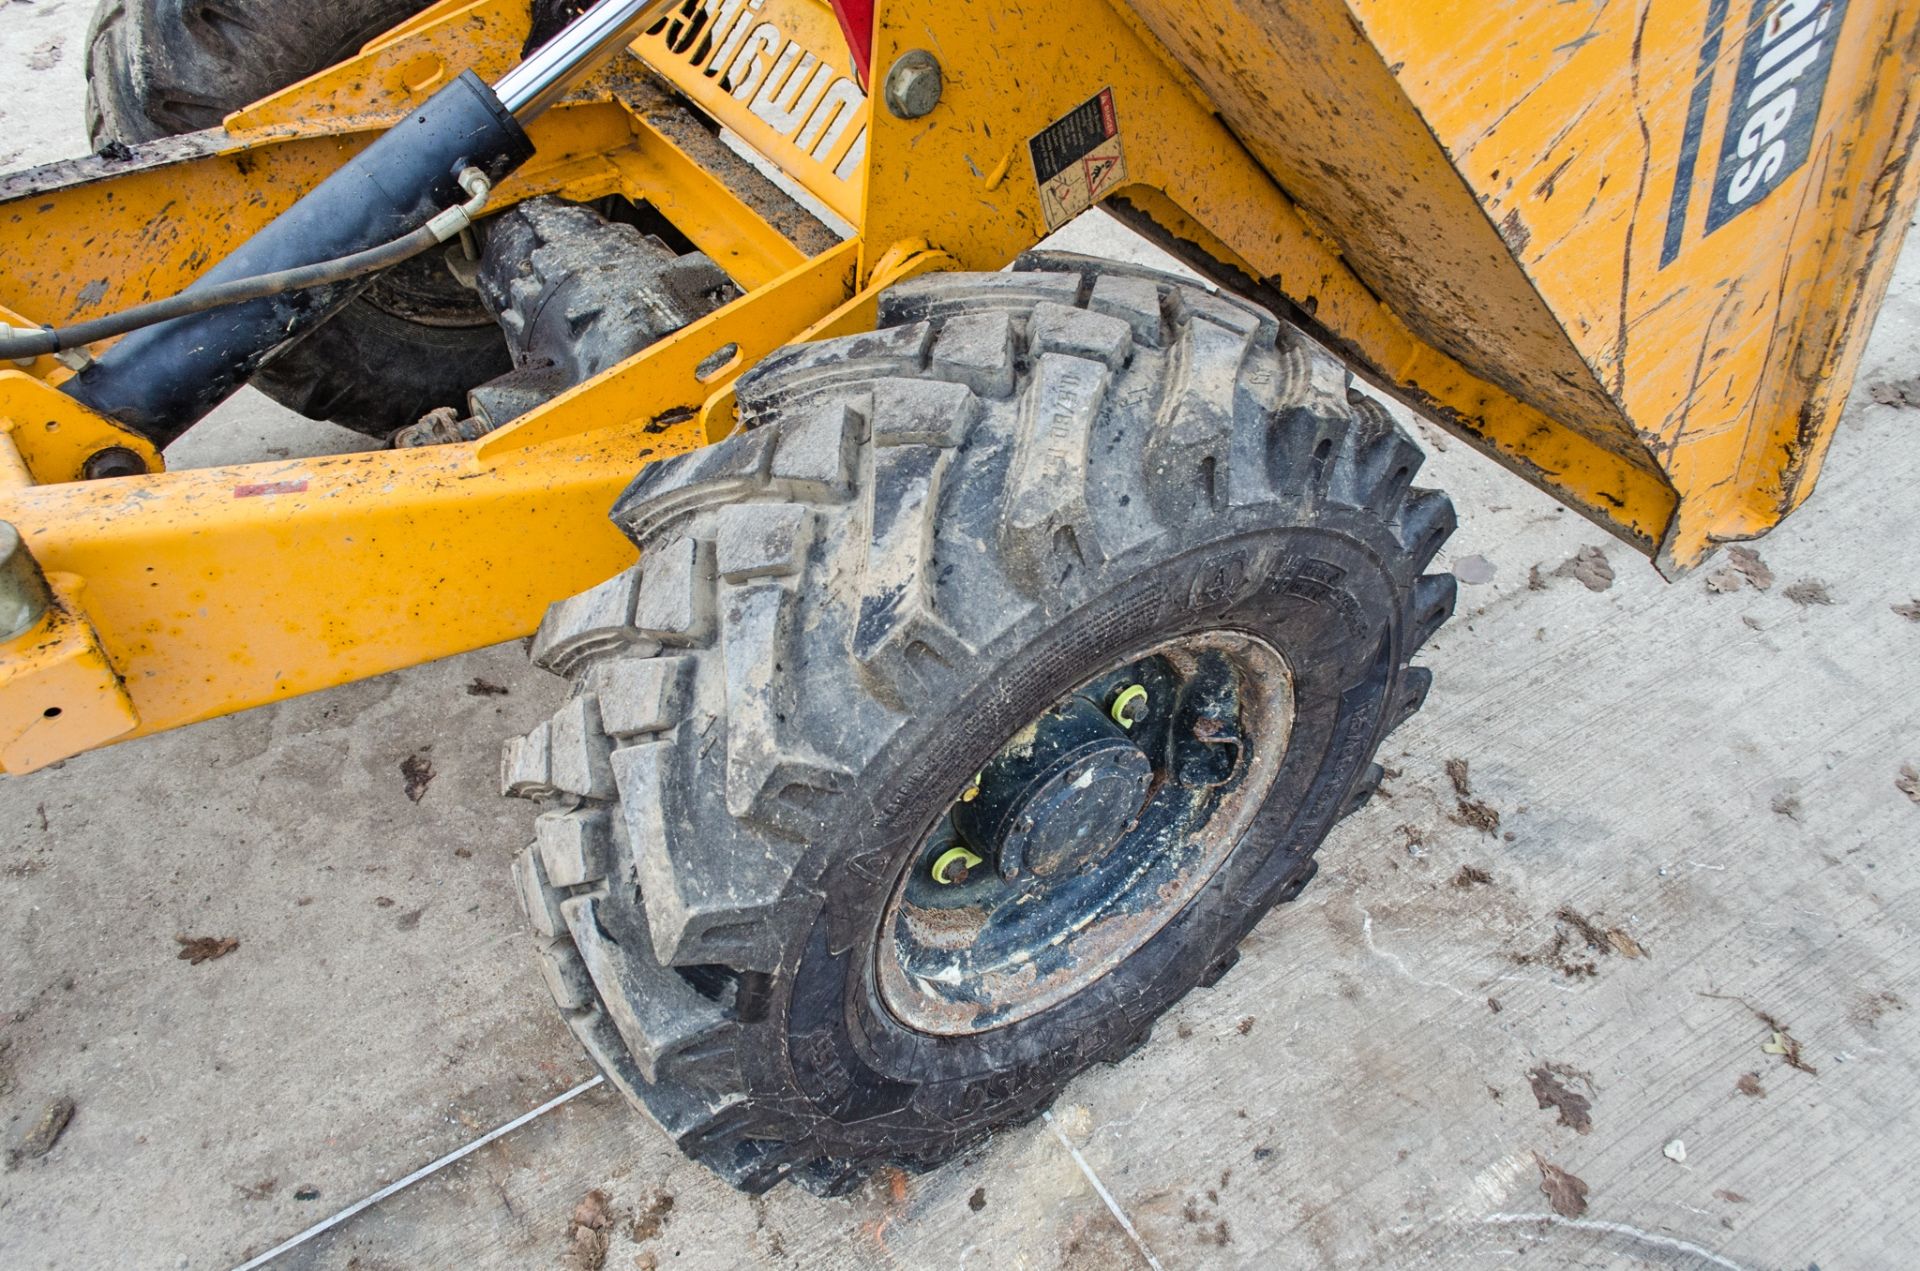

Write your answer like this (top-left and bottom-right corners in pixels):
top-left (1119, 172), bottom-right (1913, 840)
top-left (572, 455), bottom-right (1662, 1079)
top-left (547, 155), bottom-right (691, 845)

top-left (952, 696), bottom-right (1153, 880)
top-left (876, 632), bottom-right (1296, 1036)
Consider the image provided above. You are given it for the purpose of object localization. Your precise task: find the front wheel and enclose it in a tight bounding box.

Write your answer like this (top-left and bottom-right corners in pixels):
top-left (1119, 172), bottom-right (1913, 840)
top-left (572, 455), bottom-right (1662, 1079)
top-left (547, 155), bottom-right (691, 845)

top-left (501, 254), bottom-right (1457, 1192)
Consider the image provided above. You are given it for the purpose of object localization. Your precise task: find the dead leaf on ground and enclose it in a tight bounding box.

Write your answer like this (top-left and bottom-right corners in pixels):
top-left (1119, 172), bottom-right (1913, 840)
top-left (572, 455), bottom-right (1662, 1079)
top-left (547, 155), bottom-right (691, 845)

top-left (1735, 1072), bottom-right (1765, 1098)
top-left (1553, 546), bottom-right (1614, 593)
top-left (6, 1096), bottom-right (74, 1168)
top-left (400, 751), bottom-right (436, 803)
top-left (1783, 579), bottom-right (1834, 606)
top-left (1445, 758), bottom-right (1473, 798)
top-left (1452, 864), bottom-right (1494, 888)
top-left (563, 1188), bottom-right (616, 1271)
top-left (1514, 908), bottom-right (1644, 978)
top-left (176, 935), bottom-right (239, 965)
top-left (1535, 1156), bottom-right (1589, 1218)
top-left (1451, 799), bottom-right (1501, 835)
top-left (1715, 1188), bottom-right (1749, 1204)
top-left (1897, 764), bottom-right (1920, 804)
top-left (1727, 546), bottom-right (1773, 590)
top-left (1771, 793), bottom-right (1803, 821)
top-left (629, 1190), bottom-right (675, 1242)
top-left (1702, 993), bottom-right (1819, 1075)
top-left (1605, 929), bottom-right (1645, 959)
top-left (1527, 1065), bottom-right (1593, 1134)
top-left (236, 1177), bottom-right (277, 1201)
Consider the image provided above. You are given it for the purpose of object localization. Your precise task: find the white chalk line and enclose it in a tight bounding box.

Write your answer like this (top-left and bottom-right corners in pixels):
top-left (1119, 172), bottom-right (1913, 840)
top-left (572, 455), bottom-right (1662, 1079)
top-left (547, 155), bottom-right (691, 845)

top-left (230, 1074), bottom-right (605, 1270)
top-left (1044, 1110), bottom-right (1165, 1271)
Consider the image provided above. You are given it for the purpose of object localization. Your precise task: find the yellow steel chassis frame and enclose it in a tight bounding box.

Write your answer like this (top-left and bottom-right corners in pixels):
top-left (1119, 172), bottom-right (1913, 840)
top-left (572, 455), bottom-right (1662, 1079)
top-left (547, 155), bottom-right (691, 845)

top-left (0, 0), bottom-right (1911, 771)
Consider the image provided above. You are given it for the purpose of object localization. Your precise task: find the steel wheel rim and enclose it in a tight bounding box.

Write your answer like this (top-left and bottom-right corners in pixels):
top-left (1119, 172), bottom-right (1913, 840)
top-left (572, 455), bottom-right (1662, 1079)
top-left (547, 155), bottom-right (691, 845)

top-left (875, 630), bottom-right (1295, 1036)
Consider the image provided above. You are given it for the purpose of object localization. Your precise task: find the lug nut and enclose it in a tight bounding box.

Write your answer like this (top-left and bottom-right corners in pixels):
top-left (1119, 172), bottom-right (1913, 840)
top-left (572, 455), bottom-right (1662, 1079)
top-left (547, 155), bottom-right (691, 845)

top-left (1111, 684), bottom-right (1148, 728)
top-left (931, 845), bottom-right (984, 886)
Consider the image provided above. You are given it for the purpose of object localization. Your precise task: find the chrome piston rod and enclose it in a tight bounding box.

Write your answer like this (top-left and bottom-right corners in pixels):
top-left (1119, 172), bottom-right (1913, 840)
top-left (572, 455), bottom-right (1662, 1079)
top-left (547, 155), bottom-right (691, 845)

top-left (494, 0), bottom-right (684, 123)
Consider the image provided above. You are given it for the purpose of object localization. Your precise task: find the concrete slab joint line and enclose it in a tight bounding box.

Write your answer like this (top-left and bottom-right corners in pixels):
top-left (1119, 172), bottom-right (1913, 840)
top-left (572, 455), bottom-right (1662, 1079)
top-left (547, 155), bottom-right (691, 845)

top-left (229, 1076), bottom-right (606, 1271)
top-left (1044, 1110), bottom-right (1166, 1270)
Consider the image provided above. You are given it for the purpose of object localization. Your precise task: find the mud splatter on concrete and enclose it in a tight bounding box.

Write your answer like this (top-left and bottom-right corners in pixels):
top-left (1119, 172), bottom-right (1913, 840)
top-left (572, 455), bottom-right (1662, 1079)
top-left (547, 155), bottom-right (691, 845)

top-left (1454, 554), bottom-right (1497, 585)
top-left (1727, 546), bottom-right (1774, 590)
top-left (1870, 377), bottom-right (1920, 408)
top-left (1784, 579), bottom-right (1834, 606)
top-left (401, 751), bottom-right (437, 803)
top-left (1852, 990), bottom-right (1907, 1030)
top-left (1553, 546), bottom-right (1614, 592)
top-left (6, 1097), bottom-right (74, 1169)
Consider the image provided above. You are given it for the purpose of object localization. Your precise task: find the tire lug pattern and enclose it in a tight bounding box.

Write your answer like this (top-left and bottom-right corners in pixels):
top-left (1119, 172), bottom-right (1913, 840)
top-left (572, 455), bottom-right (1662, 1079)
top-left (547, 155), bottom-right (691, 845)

top-left (500, 252), bottom-right (1461, 1194)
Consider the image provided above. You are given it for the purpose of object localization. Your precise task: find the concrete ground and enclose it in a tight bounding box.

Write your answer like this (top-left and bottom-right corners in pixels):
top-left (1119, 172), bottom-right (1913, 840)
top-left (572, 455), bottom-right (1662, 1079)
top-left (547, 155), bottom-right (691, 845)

top-left (3, 3), bottom-right (1920, 1267)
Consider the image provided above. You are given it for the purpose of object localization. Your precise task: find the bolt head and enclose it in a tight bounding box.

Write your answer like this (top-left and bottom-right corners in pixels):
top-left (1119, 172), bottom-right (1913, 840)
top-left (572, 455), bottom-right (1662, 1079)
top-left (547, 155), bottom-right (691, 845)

top-left (884, 51), bottom-right (942, 120)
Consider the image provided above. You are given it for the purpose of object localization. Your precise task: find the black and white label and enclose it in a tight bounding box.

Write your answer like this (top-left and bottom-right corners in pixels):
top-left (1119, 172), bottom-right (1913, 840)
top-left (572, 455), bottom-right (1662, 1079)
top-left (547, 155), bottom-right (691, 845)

top-left (1706, 0), bottom-right (1848, 233)
top-left (1659, 0), bottom-right (1848, 267)
top-left (1029, 89), bottom-right (1128, 230)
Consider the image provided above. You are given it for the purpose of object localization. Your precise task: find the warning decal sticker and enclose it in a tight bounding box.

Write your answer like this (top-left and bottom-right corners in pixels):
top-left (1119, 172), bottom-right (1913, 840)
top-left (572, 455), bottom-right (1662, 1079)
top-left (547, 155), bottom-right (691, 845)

top-left (1029, 88), bottom-right (1129, 230)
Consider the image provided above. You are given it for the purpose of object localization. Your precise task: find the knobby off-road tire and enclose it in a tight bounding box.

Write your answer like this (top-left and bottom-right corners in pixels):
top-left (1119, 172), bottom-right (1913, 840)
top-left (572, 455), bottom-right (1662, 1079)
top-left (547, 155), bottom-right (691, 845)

top-left (84, 0), bottom-right (511, 435)
top-left (502, 254), bottom-right (1458, 1193)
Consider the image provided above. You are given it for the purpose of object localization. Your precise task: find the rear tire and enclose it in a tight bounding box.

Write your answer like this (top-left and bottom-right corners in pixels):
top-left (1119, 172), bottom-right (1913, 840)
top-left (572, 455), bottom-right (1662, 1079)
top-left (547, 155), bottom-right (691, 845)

top-left (84, 0), bottom-right (512, 436)
top-left (502, 254), bottom-right (1457, 1192)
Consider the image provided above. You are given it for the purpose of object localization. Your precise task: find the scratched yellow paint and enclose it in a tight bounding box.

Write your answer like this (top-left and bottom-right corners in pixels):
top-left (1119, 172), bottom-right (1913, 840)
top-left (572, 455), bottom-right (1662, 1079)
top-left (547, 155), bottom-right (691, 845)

top-left (0, 0), bottom-right (1911, 768)
top-left (1128, 0), bottom-right (1920, 568)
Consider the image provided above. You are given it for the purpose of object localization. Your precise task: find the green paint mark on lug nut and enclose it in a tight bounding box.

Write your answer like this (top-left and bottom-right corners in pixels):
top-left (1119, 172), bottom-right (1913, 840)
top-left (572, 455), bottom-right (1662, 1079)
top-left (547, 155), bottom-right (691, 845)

top-left (931, 845), bottom-right (985, 885)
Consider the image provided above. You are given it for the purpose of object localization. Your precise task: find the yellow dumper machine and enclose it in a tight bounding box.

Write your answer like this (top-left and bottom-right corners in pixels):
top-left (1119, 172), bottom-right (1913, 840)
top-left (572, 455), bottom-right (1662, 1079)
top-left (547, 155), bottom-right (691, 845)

top-left (0, 0), bottom-right (1911, 1190)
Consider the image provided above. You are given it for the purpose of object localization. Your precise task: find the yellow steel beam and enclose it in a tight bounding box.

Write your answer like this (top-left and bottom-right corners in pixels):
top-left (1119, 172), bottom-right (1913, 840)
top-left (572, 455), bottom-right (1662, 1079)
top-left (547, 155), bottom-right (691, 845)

top-left (0, 240), bottom-right (856, 770)
top-left (860, 0), bottom-right (1679, 551)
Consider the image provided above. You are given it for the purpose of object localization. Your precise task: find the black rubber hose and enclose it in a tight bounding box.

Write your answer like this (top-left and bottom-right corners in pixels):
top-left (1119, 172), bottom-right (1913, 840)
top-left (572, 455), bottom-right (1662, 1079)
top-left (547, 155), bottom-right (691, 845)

top-left (0, 226), bottom-right (446, 361)
top-left (63, 69), bottom-right (532, 447)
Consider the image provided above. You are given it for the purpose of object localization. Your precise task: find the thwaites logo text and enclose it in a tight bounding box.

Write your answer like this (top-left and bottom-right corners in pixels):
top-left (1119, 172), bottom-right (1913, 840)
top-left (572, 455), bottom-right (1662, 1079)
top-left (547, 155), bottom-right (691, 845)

top-left (1658, 0), bottom-right (1848, 267)
top-left (1706, 0), bottom-right (1848, 232)
top-left (649, 0), bottom-right (868, 181)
